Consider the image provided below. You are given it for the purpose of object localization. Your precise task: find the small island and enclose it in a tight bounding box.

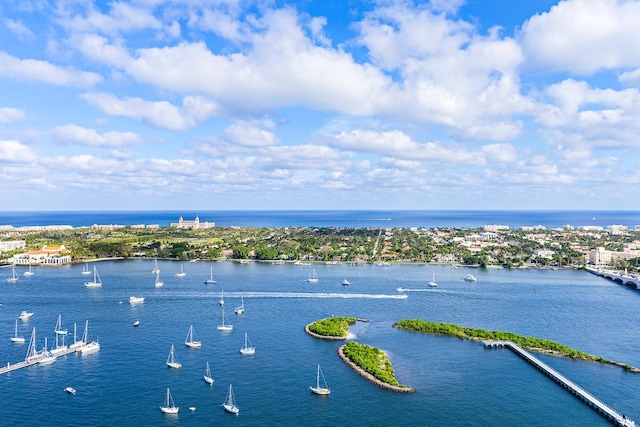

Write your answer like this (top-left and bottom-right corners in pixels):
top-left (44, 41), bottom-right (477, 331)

top-left (395, 319), bottom-right (639, 372)
top-left (338, 341), bottom-right (415, 393)
top-left (305, 316), bottom-right (356, 340)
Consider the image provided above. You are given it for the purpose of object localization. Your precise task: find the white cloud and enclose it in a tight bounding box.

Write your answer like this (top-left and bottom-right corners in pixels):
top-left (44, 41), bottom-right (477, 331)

top-left (222, 121), bottom-right (280, 148)
top-left (0, 108), bottom-right (25, 124)
top-left (51, 124), bottom-right (141, 147)
top-left (0, 140), bottom-right (37, 162)
top-left (5, 19), bottom-right (35, 40)
top-left (520, 0), bottom-right (640, 74)
top-left (0, 52), bottom-right (102, 86)
top-left (59, 1), bottom-right (164, 35)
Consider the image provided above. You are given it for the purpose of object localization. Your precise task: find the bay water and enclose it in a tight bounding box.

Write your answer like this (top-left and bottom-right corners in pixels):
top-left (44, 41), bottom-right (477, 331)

top-left (1, 260), bottom-right (639, 426)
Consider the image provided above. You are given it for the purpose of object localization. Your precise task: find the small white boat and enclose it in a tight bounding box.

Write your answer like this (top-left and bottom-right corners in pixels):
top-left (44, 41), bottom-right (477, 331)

top-left (6, 265), bottom-right (18, 283)
top-left (38, 337), bottom-right (56, 365)
top-left (234, 296), bottom-right (245, 314)
top-left (18, 311), bottom-right (34, 321)
top-left (185, 325), bottom-right (201, 348)
top-left (133, 320), bottom-right (140, 327)
top-left (310, 364), bottom-right (330, 395)
top-left (222, 384), bottom-right (239, 415)
top-left (342, 279), bottom-right (350, 285)
top-left (160, 388), bottom-right (179, 414)
top-left (84, 266), bottom-right (102, 288)
top-left (463, 274), bottom-right (477, 282)
top-left (219, 290), bottom-right (224, 306)
top-left (240, 333), bottom-right (255, 355)
top-left (204, 267), bottom-right (216, 284)
top-left (217, 308), bottom-right (232, 331)
top-left (77, 320), bottom-right (100, 354)
top-left (65, 387), bottom-right (76, 394)
top-left (204, 361), bottom-right (214, 385)
top-left (152, 258), bottom-right (159, 274)
top-left (154, 271), bottom-right (163, 288)
top-left (175, 264), bottom-right (186, 277)
top-left (166, 344), bottom-right (182, 368)
top-left (23, 265), bottom-right (34, 276)
top-left (396, 287), bottom-right (404, 292)
top-left (428, 272), bottom-right (438, 288)
top-left (129, 296), bottom-right (145, 304)
top-left (10, 319), bottom-right (25, 343)
top-left (307, 269), bottom-right (319, 283)
top-left (81, 263), bottom-right (92, 275)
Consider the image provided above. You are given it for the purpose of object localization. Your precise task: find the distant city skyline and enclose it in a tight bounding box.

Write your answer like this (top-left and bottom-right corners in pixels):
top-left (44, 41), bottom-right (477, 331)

top-left (1, 0), bottom-right (639, 211)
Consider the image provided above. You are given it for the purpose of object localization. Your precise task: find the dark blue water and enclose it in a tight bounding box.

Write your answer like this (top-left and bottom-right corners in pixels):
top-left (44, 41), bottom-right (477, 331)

top-left (1, 210), bottom-right (639, 229)
top-left (1, 261), bottom-right (638, 426)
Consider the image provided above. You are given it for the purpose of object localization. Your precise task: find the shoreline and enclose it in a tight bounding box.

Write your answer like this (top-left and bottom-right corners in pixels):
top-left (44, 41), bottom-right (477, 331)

top-left (304, 322), bottom-right (347, 340)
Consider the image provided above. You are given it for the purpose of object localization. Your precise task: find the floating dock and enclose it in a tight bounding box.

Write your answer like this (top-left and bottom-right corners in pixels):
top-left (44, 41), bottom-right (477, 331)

top-left (484, 341), bottom-right (635, 426)
top-left (0, 346), bottom-right (77, 375)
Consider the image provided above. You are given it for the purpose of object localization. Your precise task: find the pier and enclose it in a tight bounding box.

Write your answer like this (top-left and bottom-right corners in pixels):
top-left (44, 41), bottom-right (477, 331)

top-left (484, 341), bottom-right (635, 426)
top-left (0, 346), bottom-right (77, 375)
top-left (587, 268), bottom-right (640, 290)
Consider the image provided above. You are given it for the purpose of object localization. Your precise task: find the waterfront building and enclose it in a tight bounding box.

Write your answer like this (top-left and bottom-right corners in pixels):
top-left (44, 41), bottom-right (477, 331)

top-left (170, 216), bottom-right (215, 229)
top-left (11, 245), bottom-right (71, 265)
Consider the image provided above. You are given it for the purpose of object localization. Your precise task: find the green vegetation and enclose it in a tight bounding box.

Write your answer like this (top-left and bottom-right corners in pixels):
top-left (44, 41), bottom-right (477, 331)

top-left (395, 319), bottom-right (626, 367)
top-left (308, 317), bottom-right (356, 337)
top-left (342, 341), bottom-right (401, 387)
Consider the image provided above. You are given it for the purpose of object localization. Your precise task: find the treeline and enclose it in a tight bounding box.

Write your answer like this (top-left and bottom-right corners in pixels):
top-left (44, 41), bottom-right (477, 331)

top-left (308, 317), bottom-right (356, 337)
top-left (394, 319), bottom-right (612, 364)
top-left (342, 341), bottom-right (401, 387)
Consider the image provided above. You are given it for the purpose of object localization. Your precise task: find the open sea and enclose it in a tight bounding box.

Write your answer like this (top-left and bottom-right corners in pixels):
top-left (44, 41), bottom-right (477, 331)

top-left (1, 260), bottom-right (640, 426)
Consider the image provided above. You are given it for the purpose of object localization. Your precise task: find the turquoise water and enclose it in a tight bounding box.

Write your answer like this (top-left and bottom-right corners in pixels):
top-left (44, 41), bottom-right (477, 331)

top-left (1, 260), bottom-right (639, 426)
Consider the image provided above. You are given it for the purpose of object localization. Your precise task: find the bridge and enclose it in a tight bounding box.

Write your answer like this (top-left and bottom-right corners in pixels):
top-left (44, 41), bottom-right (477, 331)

top-left (587, 268), bottom-right (640, 290)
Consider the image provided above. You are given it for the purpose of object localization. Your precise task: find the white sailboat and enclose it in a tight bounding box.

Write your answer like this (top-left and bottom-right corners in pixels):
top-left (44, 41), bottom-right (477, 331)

top-left (81, 263), bottom-right (91, 275)
top-left (7, 265), bottom-right (18, 283)
top-left (24, 265), bottom-right (34, 276)
top-left (217, 308), bottom-right (233, 331)
top-left (175, 264), bottom-right (186, 277)
top-left (152, 258), bottom-right (159, 274)
top-left (160, 388), bottom-right (179, 414)
top-left (307, 269), bottom-right (319, 283)
top-left (69, 323), bottom-right (84, 350)
top-left (204, 267), bottom-right (216, 284)
top-left (428, 271), bottom-right (438, 287)
top-left (10, 319), bottom-right (25, 343)
top-left (154, 271), bottom-right (163, 288)
top-left (77, 320), bottom-right (100, 354)
top-left (25, 327), bottom-right (39, 362)
top-left (185, 325), bottom-right (201, 348)
top-left (84, 266), bottom-right (102, 288)
top-left (239, 333), bottom-right (255, 355)
top-left (54, 314), bottom-right (68, 336)
top-left (38, 337), bottom-right (56, 364)
top-left (342, 279), bottom-right (350, 285)
top-left (204, 361), bottom-right (214, 385)
top-left (309, 364), bottom-right (331, 395)
top-left (222, 384), bottom-right (239, 414)
top-left (166, 344), bottom-right (182, 368)
top-left (234, 296), bottom-right (245, 314)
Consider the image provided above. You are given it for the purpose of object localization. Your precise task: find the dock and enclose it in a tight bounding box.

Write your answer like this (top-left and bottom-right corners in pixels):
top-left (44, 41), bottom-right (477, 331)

top-left (0, 346), bottom-right (78, 375)
top-left (484, 341), bottom-right (635, 426)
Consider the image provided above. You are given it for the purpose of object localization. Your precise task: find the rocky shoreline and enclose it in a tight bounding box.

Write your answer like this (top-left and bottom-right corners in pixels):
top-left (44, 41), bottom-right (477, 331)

top-left (304, 322), bottom-right (347, 340)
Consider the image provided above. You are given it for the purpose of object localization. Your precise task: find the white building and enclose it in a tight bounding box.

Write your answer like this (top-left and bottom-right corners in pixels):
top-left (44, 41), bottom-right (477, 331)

top-left (11, 245), bottom-right (72, 265)
top-left (0, 240), bottom-right (26, 253)
top-left (170, 216), bottom-right (215, 229)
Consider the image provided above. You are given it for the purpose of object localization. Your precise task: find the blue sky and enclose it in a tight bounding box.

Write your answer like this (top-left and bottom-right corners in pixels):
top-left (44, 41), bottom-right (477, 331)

top-left (1, 0), bottom-right (640, 211)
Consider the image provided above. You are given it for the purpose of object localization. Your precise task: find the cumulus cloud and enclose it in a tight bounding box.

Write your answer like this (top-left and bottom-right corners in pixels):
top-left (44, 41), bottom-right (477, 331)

top-left (222, 121), bottom-right (280, 148)
top-left (51, 124), bottom-right (141, 147)
top-left (0, 108), bottom-right (25, 124)
top-left (0, 52), bottom-right (102, 87)
top-left (5, 19), bottom-right (34, 40)
top-left (0, 140), bottom-right (37, 162)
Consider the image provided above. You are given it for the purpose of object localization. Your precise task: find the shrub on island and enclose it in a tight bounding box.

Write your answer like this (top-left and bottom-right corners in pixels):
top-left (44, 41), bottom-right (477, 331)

top-left (342, 341), bottom-right (400, 387)
top-left (308, 316), bottom-right (356, 338)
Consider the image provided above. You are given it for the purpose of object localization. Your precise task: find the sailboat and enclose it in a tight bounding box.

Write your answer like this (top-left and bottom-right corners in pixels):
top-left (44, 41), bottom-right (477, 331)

top-left (38, 337), bottom-right (56, 364)
top-left (6, 265), bottom-right (18, 283)
top-left (219, 290), bottom-right (224, 306)
top-left (204, 361), bottom-right (214, 385)
top-left (77, 320), bottom-right (100, 354)
top-left (166, 344), bottom-right (182, 368)
top-left (25, 327), bottom-right (39, 362)
top-left (185, 325), bottom-right (201, 348)
top-left (309, 364), bottom-right (331, 395)
top-left (217, 308), bottom-right (233, 331)
top-left (175, 264), bottom-right (186, 277)
top-left (307, 269), bottom-right (319, 283)
top-left (239, 333), bottom-right (255, 355)
top-left (24, 265), bottom-right (34, 276)
top-left (84, 266), bottom-right (102, 288)
top-left (428, 271), bottom-right (438, 287)
top-left (54, 314), bottom-right (68, 336)
top-left (234, 296), bottom-right (245, 314)
top-left (10, 319), bottom-right (25, 343)
top-left (154, 271), bottom-right (163, 288)
top-left (69, 323), bottom-right (83, 350)
top-left (204, 267), bottom-right (216, 284)
top-left (222, 384), bottom-right (239, 414)
top-left (81, 263), bottom-right (91, 275)
top-left (160, 388), bottom-right (179, 414)
top-left (152, 258), bottom-right (159, 274)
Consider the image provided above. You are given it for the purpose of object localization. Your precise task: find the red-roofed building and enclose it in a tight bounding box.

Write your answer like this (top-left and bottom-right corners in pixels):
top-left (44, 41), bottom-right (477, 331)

top-left (12, 245), bottom-right (72, 265)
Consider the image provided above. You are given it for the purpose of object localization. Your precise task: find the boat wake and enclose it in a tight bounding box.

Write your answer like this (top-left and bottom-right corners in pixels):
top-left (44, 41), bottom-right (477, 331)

top-left (397, 288), bottom-right (460, 294)
top-left (161, 291), bottom-right (407, 299)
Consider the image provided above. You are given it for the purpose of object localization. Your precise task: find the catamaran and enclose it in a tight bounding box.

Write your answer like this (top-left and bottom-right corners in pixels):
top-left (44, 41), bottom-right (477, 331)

top-left (222, 384), bottom-right (239, 414)
top-left (84, 266), bottom-right (102, 288)
top-left (204, 361), bottom-right (214, 385)
top-left (154, 271), bottom-right (163, 288)
top-left (23, 265), bottom-right (34, 276)
top-left (166, 344), bottom-right (182, 368)
top-left (204, 267), bottom-right (216, 284)
top-left (175, 264), bottom-right (186, 277)
top-left (307, 269), bottom-right (319, 283)
top-left (234, 296), bottom-right (245, 314)
top-left (185, 325), bottom-right (201, 348)
top-left (6, 265), bottom-right (18, 283)
top-left (10, 319), bottom-right (25, 343)
top-left (81, 263), bottom-right (91, 275)
top-left (310, 364), bottom-right (331, 395)
top-left (152, 258), bottom-right (159, 274)
top-left (217, 308), bottom-right (233, 331)
top-left (239, 333), bottom-right (255, 355)
top-left (160, 388), bottom-right (179, 414)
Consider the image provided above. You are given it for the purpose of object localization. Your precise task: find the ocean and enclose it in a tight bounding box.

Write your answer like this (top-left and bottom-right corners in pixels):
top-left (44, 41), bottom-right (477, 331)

top-left (1, 260), bottom-right (639, 426)
top-left (1, 209), bottom-right (640, 229)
